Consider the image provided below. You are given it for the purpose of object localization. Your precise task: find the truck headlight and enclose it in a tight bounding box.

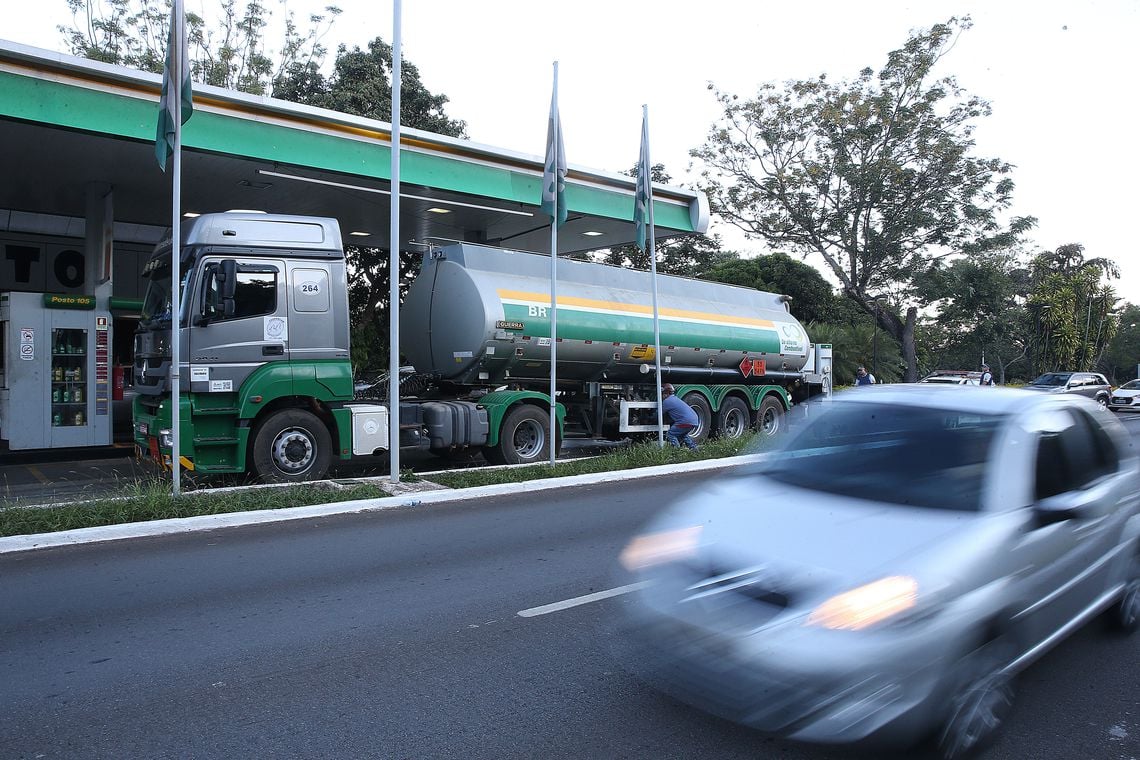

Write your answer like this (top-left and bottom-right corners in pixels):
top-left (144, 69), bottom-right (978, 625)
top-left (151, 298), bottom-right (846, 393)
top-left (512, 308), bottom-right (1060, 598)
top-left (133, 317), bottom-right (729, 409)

top-left (158, 429), bottom-right (174, 448)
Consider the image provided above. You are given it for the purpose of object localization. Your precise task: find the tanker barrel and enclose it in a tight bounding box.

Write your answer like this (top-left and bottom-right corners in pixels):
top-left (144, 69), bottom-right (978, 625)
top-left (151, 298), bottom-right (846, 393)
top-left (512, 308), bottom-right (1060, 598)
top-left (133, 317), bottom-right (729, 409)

top-left (640, 364), bottom-right (804, 384)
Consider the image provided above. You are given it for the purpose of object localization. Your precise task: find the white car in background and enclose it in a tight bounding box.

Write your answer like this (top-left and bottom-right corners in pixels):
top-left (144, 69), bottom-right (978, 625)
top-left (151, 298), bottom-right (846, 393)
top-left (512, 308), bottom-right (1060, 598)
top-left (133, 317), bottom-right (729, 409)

top-left (1109, 379), bottom-right (1140, 412)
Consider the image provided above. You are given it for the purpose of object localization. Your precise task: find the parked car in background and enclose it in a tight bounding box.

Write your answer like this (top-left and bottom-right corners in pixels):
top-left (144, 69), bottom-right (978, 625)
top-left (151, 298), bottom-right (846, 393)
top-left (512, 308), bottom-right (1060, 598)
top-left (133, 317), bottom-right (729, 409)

top-left (919, 370), bottom-right (982, 386)
top-left (615, 386), bottom-right (1140, 758)
top-left (1109, 379), bottom-right (1140, 412)
top-left (1023, 371), bottom-right (1112, 408)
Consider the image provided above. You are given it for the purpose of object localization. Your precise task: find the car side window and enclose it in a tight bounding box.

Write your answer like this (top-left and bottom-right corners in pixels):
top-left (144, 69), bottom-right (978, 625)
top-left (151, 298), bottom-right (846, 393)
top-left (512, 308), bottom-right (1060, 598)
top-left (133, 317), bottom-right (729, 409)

top-left (1078, 411), bottom-right (1119, 476)
top-left (1034, 409), bottom-right (1102, 499)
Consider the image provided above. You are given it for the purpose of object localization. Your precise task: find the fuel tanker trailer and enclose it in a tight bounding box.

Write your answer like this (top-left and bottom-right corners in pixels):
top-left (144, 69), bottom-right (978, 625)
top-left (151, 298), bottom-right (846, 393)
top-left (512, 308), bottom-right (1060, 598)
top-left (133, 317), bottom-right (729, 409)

top-left (132, 212), bottom-right (831, 482)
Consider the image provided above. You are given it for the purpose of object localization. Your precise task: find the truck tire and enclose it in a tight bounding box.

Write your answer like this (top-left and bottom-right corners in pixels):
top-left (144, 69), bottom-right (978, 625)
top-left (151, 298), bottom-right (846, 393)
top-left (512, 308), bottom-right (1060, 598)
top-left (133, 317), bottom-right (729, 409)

top-left (681, 392), bottom-right (713, 444)
top-left (488, 405), bottom-right (557, 465)
top-left (250, 408), bottom-right (332, 483)
top-left (754, 396), bottom-right (785, 437)
top-left (714, 396), bottom-right (751, 440)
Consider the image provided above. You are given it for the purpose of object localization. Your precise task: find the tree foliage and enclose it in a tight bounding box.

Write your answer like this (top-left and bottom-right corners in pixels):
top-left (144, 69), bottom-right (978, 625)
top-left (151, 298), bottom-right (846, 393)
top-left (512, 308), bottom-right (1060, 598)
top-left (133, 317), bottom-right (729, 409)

top-left (1027, 244), bottom-right (1118, 374)
top-left (1101, 303), bottom-right (1140, 383)
top-left (703, 253), bottom-right (861, 326)
top-left (61, 0), bottom-right (342, 96)
top-left (693, 17), bottom-right (1034, 381)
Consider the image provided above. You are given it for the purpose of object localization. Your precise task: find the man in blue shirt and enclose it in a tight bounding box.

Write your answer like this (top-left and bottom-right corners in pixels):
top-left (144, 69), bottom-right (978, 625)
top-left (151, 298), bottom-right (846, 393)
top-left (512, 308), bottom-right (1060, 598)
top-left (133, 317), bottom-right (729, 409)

top-left (661, 383), bottom-right (699, 450)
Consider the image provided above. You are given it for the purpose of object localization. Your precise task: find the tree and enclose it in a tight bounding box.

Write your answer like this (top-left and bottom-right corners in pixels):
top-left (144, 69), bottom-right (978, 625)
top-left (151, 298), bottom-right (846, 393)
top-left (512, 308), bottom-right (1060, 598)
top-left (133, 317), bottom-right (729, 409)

top-left (703, 253), bottom-right (858, 326)
top-left (914, 250), bottom-right (1033, 382)
top-left (807, 321), bottom-right (902, 384)
top-left (1028, 244), bottom-right (1119, 373)
top-left (1101, 303), bottom-right (1140, 383)
top-left (693, 18), bottom-right (1034, 381)
top-left (60, 0), bottom-right (342, 96)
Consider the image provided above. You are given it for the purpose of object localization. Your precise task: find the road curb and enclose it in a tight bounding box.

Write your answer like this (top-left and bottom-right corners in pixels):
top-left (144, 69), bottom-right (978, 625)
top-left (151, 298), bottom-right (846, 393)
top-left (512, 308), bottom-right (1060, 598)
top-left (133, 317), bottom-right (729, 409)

top-left (0, 453), bottom-right (765, 555)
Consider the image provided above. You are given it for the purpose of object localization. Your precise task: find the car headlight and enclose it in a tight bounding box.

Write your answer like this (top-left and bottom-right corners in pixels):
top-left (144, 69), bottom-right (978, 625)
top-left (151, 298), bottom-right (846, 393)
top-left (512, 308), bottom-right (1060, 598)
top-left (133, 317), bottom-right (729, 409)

top-left (620, 526), bottom-right (703, 571)
top-left (158, 428), bottom-right (174, 448)
top-left (806, 576), bottom-right (919, 631)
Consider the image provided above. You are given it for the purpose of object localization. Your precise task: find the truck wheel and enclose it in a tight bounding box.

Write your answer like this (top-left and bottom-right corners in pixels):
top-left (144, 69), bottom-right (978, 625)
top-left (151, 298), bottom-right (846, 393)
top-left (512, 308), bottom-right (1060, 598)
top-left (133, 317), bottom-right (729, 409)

top-left (490, 405), bottom-right (557, 465)
top-left (251, 408), bottom-right (332, 483)
top-left (681, 392), bottom-right (713, 444)
top-left (754, 396), bottom-right (785, 437)
top-left (714, 397), bottom-right (751, 440)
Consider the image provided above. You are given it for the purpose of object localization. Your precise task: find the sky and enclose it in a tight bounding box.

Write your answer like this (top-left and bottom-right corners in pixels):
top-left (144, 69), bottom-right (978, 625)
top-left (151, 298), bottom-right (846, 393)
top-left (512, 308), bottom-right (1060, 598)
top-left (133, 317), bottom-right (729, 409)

top-left (8, 0), bottom-right (1139, 303)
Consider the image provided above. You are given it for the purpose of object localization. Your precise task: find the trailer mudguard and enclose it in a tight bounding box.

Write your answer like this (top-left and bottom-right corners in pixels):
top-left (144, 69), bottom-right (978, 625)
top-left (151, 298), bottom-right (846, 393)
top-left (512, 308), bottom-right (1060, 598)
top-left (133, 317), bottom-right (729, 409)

top-left (477, 390), bottom-right (566, 446)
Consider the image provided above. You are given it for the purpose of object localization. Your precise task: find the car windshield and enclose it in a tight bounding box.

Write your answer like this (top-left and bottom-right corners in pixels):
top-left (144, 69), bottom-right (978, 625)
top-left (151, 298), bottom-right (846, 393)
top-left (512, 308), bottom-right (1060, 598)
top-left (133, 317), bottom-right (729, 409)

top-left (1032, 373), bottom-right (1071, 387)
top-left (921, 377), bottom-right (964, 384)
top-left (1118, 380), bottom-right (1140, 390)
top-left (760, 402), bottom-right (1005, 512)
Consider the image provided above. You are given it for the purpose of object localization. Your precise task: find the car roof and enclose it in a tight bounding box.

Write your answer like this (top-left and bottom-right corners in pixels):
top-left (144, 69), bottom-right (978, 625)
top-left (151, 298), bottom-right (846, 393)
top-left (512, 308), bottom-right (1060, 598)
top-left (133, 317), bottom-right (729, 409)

top-left (837, 384), bottom-right (1097, 416)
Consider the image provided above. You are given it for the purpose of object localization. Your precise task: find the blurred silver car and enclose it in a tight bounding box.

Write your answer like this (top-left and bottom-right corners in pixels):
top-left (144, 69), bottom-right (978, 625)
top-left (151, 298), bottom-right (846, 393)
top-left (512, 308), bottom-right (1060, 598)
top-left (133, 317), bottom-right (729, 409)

top-left (616, 386), bottom-right (1140, 758)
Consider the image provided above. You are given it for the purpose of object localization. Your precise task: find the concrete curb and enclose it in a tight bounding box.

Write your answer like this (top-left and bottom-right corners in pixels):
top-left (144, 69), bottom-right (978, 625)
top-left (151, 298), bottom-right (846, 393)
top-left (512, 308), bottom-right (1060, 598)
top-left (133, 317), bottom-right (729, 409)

top-left (0, 453), bottom-right (766, 555)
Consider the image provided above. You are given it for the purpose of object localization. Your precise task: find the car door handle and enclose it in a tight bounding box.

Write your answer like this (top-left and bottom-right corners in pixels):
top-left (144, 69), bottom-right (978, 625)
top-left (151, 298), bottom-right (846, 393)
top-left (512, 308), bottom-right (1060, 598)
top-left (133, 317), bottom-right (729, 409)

top-left (262, 345), bottom-right (284, 356)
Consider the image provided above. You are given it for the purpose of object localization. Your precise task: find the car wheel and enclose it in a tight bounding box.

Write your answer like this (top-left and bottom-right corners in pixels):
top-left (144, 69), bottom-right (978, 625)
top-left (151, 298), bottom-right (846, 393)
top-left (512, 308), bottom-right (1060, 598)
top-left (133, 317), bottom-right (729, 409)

top-left (1096, 394), bottom-right (1109, 410)
top-left (1110, 551), bottom-right (1140, 633)
top-left (681, 392), bottom-right (713, 444)
top-left (938, 636), bottom-right (1016, 759)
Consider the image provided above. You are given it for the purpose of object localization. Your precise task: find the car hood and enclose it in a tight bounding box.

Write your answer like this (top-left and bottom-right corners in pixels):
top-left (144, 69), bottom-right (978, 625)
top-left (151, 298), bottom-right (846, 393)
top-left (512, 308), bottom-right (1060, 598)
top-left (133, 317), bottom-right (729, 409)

top-left (656, 475), bottom-right (980, 593)
top-left (1112, 388), bottom-right (1140, 398)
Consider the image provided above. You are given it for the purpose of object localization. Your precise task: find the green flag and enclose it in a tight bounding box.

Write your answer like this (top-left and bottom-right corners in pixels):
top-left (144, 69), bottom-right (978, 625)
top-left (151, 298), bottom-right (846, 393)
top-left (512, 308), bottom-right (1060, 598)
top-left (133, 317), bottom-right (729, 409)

top-left (634, 111), bottom-right (652, 251)
top-left (540, 83), bottom-right (567, 227)
top-left (155, 0), bottom-right (193, 171)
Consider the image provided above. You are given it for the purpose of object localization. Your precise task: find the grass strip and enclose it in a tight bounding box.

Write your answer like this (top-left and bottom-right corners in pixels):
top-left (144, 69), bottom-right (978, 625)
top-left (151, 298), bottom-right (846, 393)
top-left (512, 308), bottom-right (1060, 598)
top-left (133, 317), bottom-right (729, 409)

top-left (0, 433), bottom-right (768, 538)
top-left (0, 481), bottom-right (387, 538)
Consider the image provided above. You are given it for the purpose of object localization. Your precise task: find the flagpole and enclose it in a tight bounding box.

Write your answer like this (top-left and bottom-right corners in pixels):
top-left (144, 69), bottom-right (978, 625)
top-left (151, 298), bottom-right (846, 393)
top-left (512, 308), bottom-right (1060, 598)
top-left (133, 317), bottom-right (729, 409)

top-left (170, 0), bottom-right (184, 496)
top-left (548, 61), bottom-right (559, 466)
top-left (388, 0), bottom-right (402, 484)
top-left (643, 106), bottom-right (664, 448)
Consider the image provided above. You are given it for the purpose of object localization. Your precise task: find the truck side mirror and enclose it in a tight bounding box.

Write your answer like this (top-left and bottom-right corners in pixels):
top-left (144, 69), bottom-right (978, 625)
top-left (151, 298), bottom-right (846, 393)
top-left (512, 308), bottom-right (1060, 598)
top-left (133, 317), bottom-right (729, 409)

top-left (218, 259), bottom-right (238, 318)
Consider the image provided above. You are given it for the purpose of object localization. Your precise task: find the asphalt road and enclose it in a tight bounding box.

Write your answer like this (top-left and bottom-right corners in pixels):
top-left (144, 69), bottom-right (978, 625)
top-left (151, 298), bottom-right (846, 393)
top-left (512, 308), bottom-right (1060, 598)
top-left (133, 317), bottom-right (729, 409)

top-left (1, 466), bottom-right (1138, 759)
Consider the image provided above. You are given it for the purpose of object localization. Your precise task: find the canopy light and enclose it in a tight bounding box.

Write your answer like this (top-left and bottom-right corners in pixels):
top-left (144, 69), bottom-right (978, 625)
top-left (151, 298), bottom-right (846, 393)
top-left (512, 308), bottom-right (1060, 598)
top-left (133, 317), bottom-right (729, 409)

top-left (582, 231), bottom-right (603, 236)
top-left (257, 169), bottom-right (533, 217)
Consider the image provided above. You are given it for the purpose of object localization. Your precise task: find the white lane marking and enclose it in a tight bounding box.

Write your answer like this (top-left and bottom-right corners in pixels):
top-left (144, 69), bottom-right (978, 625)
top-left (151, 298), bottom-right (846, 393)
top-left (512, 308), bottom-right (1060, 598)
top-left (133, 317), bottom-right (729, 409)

top-left (517, 581), bottom-right (651, 618)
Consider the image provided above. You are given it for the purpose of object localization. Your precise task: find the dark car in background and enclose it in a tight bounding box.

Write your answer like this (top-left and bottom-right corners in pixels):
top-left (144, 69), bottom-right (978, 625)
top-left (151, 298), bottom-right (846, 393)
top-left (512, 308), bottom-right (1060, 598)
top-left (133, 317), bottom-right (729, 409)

top-left (1024, 372), bottom-right (1112, 408)
top-left (615, 386), bottom-right (1140, 758)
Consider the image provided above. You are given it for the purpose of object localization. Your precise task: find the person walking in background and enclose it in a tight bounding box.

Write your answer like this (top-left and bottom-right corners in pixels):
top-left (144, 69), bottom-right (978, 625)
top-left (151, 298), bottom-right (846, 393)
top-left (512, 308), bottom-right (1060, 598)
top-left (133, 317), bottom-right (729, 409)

top-left (855, 366), bottom-right (876, 386)
top-left (980, 364), bottom-right (996, 386)
top-left (660, 383), bottom-right (699, 450)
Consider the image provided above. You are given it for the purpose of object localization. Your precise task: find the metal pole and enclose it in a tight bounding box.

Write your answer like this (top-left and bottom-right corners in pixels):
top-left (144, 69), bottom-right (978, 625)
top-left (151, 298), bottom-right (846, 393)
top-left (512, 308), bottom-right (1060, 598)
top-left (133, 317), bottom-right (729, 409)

top-left (170, 0), bottom-right (184, 497)
top-left (643, 105), bottom-right (664, 447)
top-left (388, 0), bottom-right (402, 484)
top-left (548, 61), bottom-right (559, 466)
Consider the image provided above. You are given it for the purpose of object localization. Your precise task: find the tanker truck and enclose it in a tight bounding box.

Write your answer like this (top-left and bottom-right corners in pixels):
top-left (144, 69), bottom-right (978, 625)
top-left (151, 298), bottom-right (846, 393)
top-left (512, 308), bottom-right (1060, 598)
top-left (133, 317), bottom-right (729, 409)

top-left (132, 211), bottom-right (832, 481)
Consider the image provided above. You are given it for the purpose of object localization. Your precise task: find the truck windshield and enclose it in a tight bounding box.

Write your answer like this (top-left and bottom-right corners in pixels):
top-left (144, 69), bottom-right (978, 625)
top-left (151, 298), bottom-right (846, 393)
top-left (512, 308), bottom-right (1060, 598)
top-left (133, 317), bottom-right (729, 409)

top-left (760, 402), bottom-right (1005, 512)
top-left (140, 262), bottom-right (190, 326)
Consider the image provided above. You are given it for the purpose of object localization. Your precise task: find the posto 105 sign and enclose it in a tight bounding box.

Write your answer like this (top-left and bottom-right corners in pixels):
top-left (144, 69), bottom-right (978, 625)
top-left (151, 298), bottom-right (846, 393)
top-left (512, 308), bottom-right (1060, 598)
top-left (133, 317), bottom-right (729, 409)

top-left (1, 241), bottom-right (88, 294)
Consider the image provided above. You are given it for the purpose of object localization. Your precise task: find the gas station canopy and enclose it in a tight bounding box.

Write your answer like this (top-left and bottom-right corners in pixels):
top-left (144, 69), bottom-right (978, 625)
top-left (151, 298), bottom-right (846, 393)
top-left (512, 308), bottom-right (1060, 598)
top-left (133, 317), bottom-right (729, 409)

top-left (0, 39), bottom-right (708, 255)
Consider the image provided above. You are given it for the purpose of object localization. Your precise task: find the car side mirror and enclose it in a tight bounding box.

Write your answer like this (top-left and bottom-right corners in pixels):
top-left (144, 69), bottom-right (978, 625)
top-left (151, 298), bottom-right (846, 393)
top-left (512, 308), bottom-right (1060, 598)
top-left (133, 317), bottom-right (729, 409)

top-left (1033, 492), bottom-right (1086, 527)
